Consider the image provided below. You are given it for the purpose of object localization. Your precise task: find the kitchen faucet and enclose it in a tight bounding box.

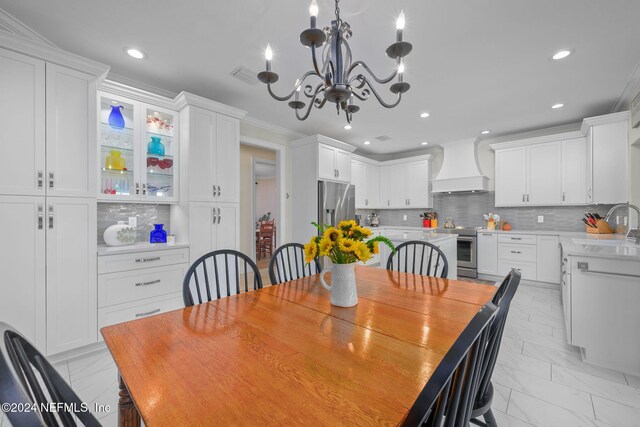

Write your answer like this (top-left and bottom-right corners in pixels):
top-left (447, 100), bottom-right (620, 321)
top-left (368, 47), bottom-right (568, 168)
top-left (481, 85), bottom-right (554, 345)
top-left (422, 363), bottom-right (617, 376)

top-left (604, 203), bottom-right (640, 244)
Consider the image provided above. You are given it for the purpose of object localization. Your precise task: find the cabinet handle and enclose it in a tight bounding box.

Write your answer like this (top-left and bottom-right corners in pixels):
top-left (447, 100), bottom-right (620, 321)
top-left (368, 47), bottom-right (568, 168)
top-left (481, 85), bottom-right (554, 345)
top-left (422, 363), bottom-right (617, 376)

top-left (587, 188), bottom-right (592, 199)
top-left (49, 172), bottom-right (54, 189)
top-left (136, 182), bottom-right (140, 195)
top-left (142, 183), bottom-right (147, 195)
top-left (337, 169), bottom-right (339, 178)
top-left (135, 257), bottom-right (160, 263)
top-left (387, 200), bottom-right (390, 206)
top-left (408, 198), bottom-right (411, 206)
top-left (218, 185), bottom-right (221, 197)
top-left (48, 204), bottom-right (54, 229)
top-left (135, 308), bottom-right (161, 318)
top-left (562, 192), bottom-right (565, 202)
top-left (578, 267), bottom-right (640, 279)
top-left (511, 237), bottom-right (522, 240)
top-left (37, 204), bottom-right (43, 230)
top-left (135, 279), bottom-right (161, 287)
top-left (218, 208), bottom-right (221, 224)
top-left (522, 194), bottom-right (525, 202)
top-left (510, 251), bottom-right (522, 254)
top-left (37, 170), bottom-right (43, 189)
top-left (213, 185), bottom-right (216, 197)
top-left (212, 208), bottom-right (218, 224)
top-left (527, 194), bottom-right (530, 202)
top-left (365, 199), bottom-right (368, 206)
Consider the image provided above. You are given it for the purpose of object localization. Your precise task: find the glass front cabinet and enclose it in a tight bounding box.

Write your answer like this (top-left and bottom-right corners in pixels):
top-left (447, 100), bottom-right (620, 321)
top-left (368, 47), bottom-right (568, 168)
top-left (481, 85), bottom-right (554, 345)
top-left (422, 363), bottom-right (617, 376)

top-left (98, 91), bottom-right (179, 203)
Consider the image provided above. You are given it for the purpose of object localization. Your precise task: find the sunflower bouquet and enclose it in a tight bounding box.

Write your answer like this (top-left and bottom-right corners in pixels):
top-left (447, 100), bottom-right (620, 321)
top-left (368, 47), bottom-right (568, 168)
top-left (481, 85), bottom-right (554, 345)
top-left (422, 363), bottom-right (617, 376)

top-left (304, 220), bottom-right (395, 264)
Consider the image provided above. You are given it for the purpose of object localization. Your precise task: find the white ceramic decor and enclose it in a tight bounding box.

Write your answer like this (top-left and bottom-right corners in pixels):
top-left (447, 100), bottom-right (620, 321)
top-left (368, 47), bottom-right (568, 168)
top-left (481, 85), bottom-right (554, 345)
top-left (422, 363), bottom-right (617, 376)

top-left (103, 221), bottom-right (136, 246)
top-left (319, 262), bottom-right (358, 307)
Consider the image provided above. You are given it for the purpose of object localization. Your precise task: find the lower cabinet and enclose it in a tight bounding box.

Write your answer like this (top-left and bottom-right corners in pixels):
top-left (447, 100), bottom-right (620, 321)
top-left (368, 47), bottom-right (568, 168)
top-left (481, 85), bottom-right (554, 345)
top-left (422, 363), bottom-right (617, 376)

top-left (97, 246), bottom-right (189, 338)
top-left (477, 232), bottom-right (498, 275)
top-left (188, 202), bottom-right (239, 264)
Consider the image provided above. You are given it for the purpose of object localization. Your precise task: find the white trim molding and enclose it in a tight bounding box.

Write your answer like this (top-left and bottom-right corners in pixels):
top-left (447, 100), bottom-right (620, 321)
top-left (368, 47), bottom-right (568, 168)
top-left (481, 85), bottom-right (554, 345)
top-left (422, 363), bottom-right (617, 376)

top-left (490, 130), bottom-right (584, 151)
top-left (174, 91), bottom-right (247, 119)
top-left (242, 116), bottom-right (307, 141)
top-left (0, 8), bottom-right (57, 47)
top-left (291, 134), bottom-right (357, 152)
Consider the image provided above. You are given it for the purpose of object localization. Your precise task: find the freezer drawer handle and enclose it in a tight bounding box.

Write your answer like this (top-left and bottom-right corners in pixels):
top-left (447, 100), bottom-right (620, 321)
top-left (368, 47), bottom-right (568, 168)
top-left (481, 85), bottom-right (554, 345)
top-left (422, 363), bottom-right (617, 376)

top-left (135, 279), bottom-right (161, 287)
top-left (135, 308), bottom-right (161, 318)
top-left (510, 251), bottom-right (522, 254)
top-left (577, 262), bottom-right (640, 279)
top-left (135, 257), bottom-right (161, 263)
top-left (510, 237), bottom-right (522, 240)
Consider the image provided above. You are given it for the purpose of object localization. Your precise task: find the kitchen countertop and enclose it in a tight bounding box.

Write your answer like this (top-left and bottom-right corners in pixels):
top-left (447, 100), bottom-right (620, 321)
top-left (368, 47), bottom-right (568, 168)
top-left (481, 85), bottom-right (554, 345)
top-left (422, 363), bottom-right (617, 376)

top-left (383, 231), bottom-right (457, 244)
top-left (98, 242), bottom-right (189, 256)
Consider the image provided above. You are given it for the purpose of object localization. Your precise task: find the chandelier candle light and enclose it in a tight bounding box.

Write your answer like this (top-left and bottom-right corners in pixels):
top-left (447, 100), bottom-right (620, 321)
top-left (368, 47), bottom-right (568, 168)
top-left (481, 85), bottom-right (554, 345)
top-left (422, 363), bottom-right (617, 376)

top-left (258, 0), bottom-right (412, 123)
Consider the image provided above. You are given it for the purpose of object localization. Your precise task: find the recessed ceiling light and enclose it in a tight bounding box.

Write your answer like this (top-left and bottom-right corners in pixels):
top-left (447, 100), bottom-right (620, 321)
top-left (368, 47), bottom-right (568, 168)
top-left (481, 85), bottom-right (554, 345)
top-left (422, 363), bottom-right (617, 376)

top-left (363, 140), bottom-right (371, 145)
top-left (481, 130), bottom-right (491, 135)
top-left (344, 124), bottom-right (352, 130)
top-left (421, 141), bottom-right (428, 145)
top-left (420, 112), bottom-right (430, 118)
top-left (125, 48), bottom-right (146, 59)
top-left (552, 50), bottom-right (571, 60)
top-left (552, 103), bottom-right (564, 109)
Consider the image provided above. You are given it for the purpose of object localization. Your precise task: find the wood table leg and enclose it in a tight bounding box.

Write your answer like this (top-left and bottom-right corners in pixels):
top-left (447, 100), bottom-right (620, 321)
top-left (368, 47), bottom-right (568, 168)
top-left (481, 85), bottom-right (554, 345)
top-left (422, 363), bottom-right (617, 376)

top-left (118, 373), bottom-right (140, 427)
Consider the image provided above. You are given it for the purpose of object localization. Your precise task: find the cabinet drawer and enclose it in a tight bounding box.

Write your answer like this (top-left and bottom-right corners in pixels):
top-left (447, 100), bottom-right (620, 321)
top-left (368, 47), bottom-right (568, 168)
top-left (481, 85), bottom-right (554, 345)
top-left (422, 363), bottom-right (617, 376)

top-left (98, 293), bottom-right (183, 337)
top-left (498, 243), bottom-right (537, 262)
top-left (498, 260), bottom-right (537, 281)
top-left (497, 234), bottom-right (537, 245)
top-left (98, 263), bottom-right (187, 308)
top-left (98, 248), bottom-right (189, 274)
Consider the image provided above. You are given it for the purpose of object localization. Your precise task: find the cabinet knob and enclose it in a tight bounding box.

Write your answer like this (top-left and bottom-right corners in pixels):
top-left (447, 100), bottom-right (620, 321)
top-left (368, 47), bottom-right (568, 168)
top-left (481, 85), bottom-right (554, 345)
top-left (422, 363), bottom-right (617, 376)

top-left (142, 183), bottom-right (147, 195)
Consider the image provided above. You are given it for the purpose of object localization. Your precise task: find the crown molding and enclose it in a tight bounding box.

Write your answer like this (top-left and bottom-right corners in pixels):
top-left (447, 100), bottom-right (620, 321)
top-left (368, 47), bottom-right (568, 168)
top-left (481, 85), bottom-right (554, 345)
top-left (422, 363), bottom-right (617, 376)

top-left (106, 73), bottom-right (178, 100)
top-left (0, 8), bottom-right (57, 47)
top-left (489, 130), bottom-right (584, 151)
top-left (580, 111), bottom-right (629, 133)
top-left (612, 58), bottom-right (640, 113)
top-left (291, 134), bottom-right (357, 152)
top-left (174, 91), bottom-right (247, 118)
top-left (241, 116), bottom-right (307, 141)
top-left (98, 80), bottom-right (177, 110)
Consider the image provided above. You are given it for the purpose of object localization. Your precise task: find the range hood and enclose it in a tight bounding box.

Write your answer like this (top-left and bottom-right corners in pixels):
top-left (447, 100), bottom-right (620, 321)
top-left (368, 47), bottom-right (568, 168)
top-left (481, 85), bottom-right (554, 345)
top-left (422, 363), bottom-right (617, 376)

top-left (432, 138), bottom-right (489, 193)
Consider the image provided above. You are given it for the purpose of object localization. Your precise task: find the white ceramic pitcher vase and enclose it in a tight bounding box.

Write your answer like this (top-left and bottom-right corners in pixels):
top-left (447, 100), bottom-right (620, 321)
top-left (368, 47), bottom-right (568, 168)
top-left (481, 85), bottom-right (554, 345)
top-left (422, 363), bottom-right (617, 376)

top-left (319, 261), bottom-right (358, 307)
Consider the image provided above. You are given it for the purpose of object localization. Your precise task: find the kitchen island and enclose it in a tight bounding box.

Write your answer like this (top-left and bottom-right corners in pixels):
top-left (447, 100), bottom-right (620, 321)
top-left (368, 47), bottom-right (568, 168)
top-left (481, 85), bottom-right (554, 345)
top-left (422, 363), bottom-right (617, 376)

top-left (378, 231), bottom-right (458, 279)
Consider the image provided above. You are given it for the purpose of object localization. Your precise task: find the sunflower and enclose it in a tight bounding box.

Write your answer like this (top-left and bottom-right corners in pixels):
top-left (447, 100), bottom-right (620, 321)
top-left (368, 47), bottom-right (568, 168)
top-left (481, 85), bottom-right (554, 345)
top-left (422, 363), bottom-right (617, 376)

top-left (304, 238), bottom-right (318, 263)
top-left (339, 238), bottom-right (357, 253)
top-left (338, 219), bottom-right (357, 230)
top-left (318, 237), bottom-right (334, 256)
top-left (354, 242), bottom-right (372, 262)
top-left (360, 227), bottom-right (372, 238)
top-left (323, 227), bottom-right (343, 242)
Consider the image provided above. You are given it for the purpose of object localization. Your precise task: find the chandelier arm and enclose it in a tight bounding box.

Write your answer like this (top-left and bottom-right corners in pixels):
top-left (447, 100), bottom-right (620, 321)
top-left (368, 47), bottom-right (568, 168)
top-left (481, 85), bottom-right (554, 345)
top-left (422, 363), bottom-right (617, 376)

top-left (310, 44), bottom-right (323, 77)
top-left (348, 61), bottom-right (398, 85)
top-left (295, 87), bottom-right (326, 121)
top-left (351, 90), bottom-right (369, 101)
top-left (362, 77), bottom-right (402, 108)
top-left (266, 71), bottom-right (321, 101)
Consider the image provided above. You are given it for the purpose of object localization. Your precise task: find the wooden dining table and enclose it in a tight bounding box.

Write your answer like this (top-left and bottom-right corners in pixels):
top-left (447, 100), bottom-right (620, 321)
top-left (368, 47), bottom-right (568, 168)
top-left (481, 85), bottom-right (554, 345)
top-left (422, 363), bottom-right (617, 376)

top-left (101, 266), bottom-right (497, 426)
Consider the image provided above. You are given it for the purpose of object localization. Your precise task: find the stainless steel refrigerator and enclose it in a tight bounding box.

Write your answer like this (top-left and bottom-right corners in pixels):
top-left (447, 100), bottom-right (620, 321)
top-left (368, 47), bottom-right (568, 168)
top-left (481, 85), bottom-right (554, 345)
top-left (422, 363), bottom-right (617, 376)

top-left (317, 181), bottom-right (355, 229)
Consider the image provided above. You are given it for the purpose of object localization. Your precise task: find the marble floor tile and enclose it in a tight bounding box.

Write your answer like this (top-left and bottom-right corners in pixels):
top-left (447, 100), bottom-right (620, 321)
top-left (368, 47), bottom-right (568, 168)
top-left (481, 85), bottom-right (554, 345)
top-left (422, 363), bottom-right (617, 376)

top-left (507, 391), bottom-right (604, 427)
top-left (492, 382), bottom-right (511, 413)
top-left (506, 316), bottom-right (554, 337)
top-left (70, 361), bottom-right (119, 420)
top-left (552, 365), bottom-right (640, 410)
top-left (497, 346), bottom-right (552, 380)
top-left (528, 312), bottom-right (565, 329)
top-left (492, 409), bottom-right (536, 426)
top-left (492, 364), bottom-right (594, 417)
top-left (51, 360), bottom-right (71, 384)
top-left (626, 373), bottom-right (640, 389)
top-left (68, 349), bottom-right (116, 382)
top-left (592, 395), bottom-right (640, 427)
top-left (523, 342), bottom-right (628, 385)
top-left (0, 410), bottom-right (4, 427)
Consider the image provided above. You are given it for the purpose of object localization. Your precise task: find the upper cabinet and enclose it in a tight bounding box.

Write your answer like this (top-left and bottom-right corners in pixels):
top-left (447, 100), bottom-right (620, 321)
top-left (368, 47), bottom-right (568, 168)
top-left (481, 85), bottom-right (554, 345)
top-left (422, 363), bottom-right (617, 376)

top-left (582, 112), bottom-right (629, 204)
top-left (378, 158), bottom-right (431, 209)
top-left (318, 143), bottom-right (351, 183)
top-left (98, 90), bottom-right (179, 203)
top-left (292, 135), bottom-right (356, 185)
top-left (351, 160), bottom-right (380, 208)
top-left (561, 138), bottom-right (588, 205)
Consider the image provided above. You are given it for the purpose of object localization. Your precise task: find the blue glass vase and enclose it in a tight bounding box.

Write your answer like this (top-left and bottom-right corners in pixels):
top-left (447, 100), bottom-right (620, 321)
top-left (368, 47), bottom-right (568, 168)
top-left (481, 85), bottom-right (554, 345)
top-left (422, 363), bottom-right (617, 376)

top-left (147, 136), bottom-right (165, 156)
top-left (108, 105), bottom-right (125, 129)
top-left (149, 224), bottom-right (167, 243)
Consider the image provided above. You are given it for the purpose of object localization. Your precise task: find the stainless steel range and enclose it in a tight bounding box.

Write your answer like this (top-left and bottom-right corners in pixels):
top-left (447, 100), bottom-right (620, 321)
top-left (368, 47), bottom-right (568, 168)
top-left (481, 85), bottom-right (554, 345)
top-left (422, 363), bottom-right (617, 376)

top-left (434, 227), bottom-right (480, 278)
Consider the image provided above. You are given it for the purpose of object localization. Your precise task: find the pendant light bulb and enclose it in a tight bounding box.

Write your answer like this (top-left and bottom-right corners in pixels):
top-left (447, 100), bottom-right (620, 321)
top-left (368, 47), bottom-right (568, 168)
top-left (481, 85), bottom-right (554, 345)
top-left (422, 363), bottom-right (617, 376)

top-left (295, 79), bottom-right (301, 92)
top-left (398, 62), bottom-right (405, 74)
top-left (265, 44), bottom-right (273, 61)
top-left (309, 0), bottom-right (319, 17)
top-left (396, 10), bottom-right (406, 30)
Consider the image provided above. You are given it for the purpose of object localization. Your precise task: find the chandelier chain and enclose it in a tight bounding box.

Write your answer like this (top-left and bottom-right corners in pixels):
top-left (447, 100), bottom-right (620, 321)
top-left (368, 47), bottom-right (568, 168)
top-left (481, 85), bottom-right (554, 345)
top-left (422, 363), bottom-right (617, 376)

top-left (334, 0), bottom-right (341, 23)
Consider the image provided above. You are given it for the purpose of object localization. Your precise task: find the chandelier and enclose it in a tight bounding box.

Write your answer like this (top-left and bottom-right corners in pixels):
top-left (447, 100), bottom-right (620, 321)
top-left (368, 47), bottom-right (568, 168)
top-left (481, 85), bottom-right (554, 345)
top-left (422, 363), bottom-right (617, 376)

top-left (257, 0), bottom-right (412, 123)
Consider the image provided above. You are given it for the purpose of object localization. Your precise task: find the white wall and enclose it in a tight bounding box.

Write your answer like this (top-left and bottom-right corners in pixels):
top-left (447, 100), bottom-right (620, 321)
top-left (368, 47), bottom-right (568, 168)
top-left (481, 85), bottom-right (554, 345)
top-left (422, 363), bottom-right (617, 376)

top-left (255, 177), bottom-right (276, 221)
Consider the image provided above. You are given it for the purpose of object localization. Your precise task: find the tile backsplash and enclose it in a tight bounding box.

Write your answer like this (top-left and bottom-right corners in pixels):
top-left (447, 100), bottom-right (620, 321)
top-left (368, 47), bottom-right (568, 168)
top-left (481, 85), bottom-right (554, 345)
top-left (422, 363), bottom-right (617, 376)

top-left (98, 203), bottom-right (170, 245)
top-left (357, 192), bottom-right (615, 231)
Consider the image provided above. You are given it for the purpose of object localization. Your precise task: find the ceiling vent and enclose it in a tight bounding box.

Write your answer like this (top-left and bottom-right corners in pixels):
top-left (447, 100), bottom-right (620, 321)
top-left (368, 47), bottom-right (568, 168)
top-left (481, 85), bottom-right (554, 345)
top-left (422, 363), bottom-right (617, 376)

top-left (374, 135), bottom-right (392, 141)
top-left (230, 66), bottom-right (258, 85)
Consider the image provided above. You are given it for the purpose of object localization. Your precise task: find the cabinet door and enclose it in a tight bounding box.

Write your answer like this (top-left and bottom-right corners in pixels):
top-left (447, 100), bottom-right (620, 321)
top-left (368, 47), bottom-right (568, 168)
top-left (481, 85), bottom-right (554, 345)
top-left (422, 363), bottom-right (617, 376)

top-left (141, 103), bottom-right (179, 202)
top-left (527, 142), bottom-right (562, 205)
top-left (477, 232), bottom-right (498, 275)
top-left (335, 149), bottom-right (351, 182)
top-left (318, 145), bottom-right (336, 180)
top-left (495, 148), bottom-right (526, 206)
top-left (188, 203), bottom-right (215, 264)
top-left (591, 121), bottom-right (628, 204)
top-left (215, 204), bottom-right (239, 250)
top-left (351, 160), bottom-right (366, 208)
top-left (188, 108), bottom-right (217, 201)
top-left (536, 235), bottom-right (560, 284)
top-left (0, 49), bottom-right (45, 196)
top-left (379, 166), bottom-right (390, 208)
top-left (406, 161), bottom-right (429, 207)
top-left (365, 163), bottom-right (380, 208)
top-left (46, 64), bottom-right (97, 198)
top-left (46, 197), bottom-right (97, 354)
top-left (388, 164), bottom-right (407, 208)
top-left (0, 196), bottom-right (46, 348)
top-left (216, 114), bottom-right (240, 203)
top-left (561, 138), bottom-right (587, 205)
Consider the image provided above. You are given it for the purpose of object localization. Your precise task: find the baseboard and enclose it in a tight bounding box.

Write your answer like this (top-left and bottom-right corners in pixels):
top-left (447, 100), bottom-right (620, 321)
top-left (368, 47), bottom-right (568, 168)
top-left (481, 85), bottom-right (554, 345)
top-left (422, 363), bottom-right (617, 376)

top-left (47, 341), bottom-right (108, 364)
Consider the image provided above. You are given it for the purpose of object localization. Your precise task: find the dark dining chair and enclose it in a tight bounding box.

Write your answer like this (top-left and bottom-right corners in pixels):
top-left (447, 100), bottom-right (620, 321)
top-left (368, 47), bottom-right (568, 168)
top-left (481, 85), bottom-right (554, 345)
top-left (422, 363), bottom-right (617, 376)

top-left (401, 303), bottom-right (498, 426)
top-left (0, 322), bottom-right (101, 427)
top-left (470, 269), bottom-right (522, 427)
top-left (387, 241), bottom-right (449, 278)
top-left (183, 249), bottom-right (263, 307)
top-left (269, 243), bottom-right (321, 285)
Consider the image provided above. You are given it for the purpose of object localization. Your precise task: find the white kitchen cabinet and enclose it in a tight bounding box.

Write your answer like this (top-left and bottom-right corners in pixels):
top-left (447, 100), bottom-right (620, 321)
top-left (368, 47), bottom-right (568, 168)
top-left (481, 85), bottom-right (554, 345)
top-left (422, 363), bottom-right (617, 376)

top-left (495, 147), bottom-right (527, 206)
top-left (351, 160), bottom-right (381, 209)
top-left (536, 235), bottom-right (560, 284)
top-left (318, 143), bottom-right (351, 182)
top-left (527, 142), bottom-right (562, 205)
top-left (583, 113), bottom-right (629, 204)
top-left (183, 106), bottom-right (240, 203)
top-left (379, 165), bottom-right (391, 208)
top-left (561, 138), bottom-right (587, 204)
top-left (477, 232), bottom-right (498, 275)
top-left (0, 50), bottom-right (45, 197)
top-left (0, 196), bottom-right (46, 349)
top-left (406, 160), bottom-right (430, 207)
top-left (388, 164), bottom-right (407, 208)
top-left (46, 198), bottom-right (97, 354)
top-left (188, 202), bottom-right (239, 263)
